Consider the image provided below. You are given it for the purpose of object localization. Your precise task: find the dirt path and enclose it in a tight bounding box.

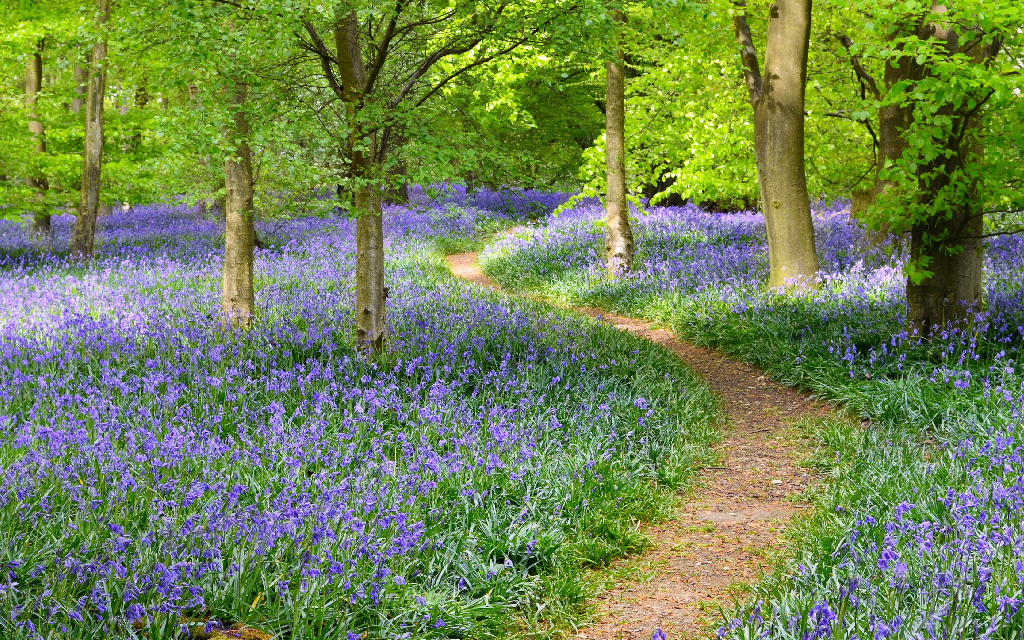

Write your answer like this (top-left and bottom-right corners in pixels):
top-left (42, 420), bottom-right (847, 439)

top-left (446, 252), bottom-right (830, 640)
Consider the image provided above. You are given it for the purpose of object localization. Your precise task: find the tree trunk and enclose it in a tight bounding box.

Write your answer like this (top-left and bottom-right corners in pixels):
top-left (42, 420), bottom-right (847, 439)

top-left (354, 188), bottom-right (386, 351)
top-left (116, 81), bottom-right (129, 115)
top-left (384, 161), bottom-right (409, 204)
top-left (222, 81), bottom-right (256, 327)
top-left (904, 14), bottom-right (993, 337)
top-left (337, 11), bottom-right (387, 353)
top-left (25, 39), bottom-right (50, 236)
top-left (863, 37), bottom-right (921, 246)
top-left (71, 59), bottom-right (87, 114)
top-left (604, 11), bottom-right (633, 276)
top-left (907, 211), bottom-right (982, 337)
top-left (846, 28), bottom-right (919, 243)
top-left (70, 0), bottom-right (110, 258)
top-left (734, 0), bottom-right (819, 288)
top-left (129, 79), bottom-right (148, 152)
top-left (135, 82), bottom-right (149, 108)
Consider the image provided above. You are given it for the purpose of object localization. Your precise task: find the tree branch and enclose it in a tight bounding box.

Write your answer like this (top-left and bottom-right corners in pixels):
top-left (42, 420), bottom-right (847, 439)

top-left (837, 34), bottom-right (881, 100)
top-left (824, 110), bottom-right (880, 151)
top-left (364, 0), bottom-right (407, 95)
top-left (732, 2), bottom-right (762, 105)
top-left (413, 36), bottom-right (532, 108)
top-left (952, 87), bottom-right (996, 148)
top-left (961, 226), bottom-right (1024, 240)
top-left (302, 20), bottom-right (345, 100)
top-left (389, 40), bottom-right (481, 109)
top-left (392, 9), bottom-right (459, 37)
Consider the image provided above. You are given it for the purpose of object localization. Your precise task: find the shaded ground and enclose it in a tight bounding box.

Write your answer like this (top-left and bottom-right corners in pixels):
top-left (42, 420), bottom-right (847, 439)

top-left (446, 252), bottom-right (830, 640)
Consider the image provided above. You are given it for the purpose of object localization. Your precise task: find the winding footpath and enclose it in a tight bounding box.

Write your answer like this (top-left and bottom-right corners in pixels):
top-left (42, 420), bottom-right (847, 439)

top-left (446, 252), bottom-right (831, 639)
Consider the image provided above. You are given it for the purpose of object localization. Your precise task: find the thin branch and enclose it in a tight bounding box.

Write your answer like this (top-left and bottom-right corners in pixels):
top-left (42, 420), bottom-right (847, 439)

top-left (413, 36), bottom-right (531, 108)
top-left (951, 87), bottom-right (996, 148)
top-left (824, 110), bottom-right (879, 149)
top-left (392, 10), bottom-right (459, 37)
top-left (961, 226), bottom-right (1024, 240)
top-left (389, 41), bottom-right (481, 108)
top-left (364, 0), bottom-right (407, 95)
top-left (837, 34), bottom-right (881, 100)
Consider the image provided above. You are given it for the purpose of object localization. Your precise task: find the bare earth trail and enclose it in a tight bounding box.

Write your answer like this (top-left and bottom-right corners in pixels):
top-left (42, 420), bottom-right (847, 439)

top-left (446, 252), bottom-right (832, 639)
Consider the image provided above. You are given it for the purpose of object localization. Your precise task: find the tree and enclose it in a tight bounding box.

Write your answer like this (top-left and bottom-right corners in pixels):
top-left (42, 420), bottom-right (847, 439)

top-left (412, 52), bottom-right (604, 191)
top-left (889, 10), bottom-right (1001, 336)
top-left (836, 0), bottom-right (1024, 336)
top-left (733, 0), bottom-right (820, 288)
top-left (295, 1), bottom-right (598, 352)
top-left (70, 0), bottom-right (110, 257)
top-left (331, 10), bottom-right (388, 352)
top-left (222, 80), bottom-right (256, 327)
top-left (25, 38), bottom-right (49, 235)
top-left (604, 7), bottom-right (634, 275)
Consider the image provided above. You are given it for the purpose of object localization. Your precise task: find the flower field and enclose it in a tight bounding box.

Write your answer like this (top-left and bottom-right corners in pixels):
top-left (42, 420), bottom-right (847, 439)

top-left (0, 199), bottom-right (719, 639)
top-left (481, 202), bottom-right (1024, 639)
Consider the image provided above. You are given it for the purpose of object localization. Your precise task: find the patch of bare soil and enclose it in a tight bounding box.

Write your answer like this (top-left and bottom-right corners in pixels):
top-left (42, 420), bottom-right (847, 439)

top-left (445, 253), bottom-right (829, 640)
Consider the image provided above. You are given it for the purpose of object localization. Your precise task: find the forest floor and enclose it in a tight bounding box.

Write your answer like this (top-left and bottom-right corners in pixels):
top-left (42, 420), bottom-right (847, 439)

top-left (446, 252), bottom-right (833, 640)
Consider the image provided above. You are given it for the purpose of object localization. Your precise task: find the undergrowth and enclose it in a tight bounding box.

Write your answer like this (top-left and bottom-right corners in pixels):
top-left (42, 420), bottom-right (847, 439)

top-left (481, 204), bottom-right (1024, 638)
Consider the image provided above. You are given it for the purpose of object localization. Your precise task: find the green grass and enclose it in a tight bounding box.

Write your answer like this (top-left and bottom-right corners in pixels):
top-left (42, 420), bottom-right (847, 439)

top-left (480, 231), bottom-right (1024, 637)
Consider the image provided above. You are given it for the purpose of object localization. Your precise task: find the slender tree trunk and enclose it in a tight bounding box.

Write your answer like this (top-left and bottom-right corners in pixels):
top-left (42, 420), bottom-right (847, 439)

top-left (116, 82), bottom-right (129, 115)
top-left (71, 59), bottom-right (87, 114)
top-left (604, 10), bottom-right (633, 275)
top-left (70, 0), bottom-right (110, 258)
top-left (26, 39), bottom-right (50, 236)
top-left (222, 81), bottom-right (256, 327)
top-left (129, 78), bottom-right (148, 152)
top-left (734, 0), bottom-right (819, 288)
top-left (337, 11), bottom-right (387, 353)
top-left (354, 188), bottom-right (386, 350)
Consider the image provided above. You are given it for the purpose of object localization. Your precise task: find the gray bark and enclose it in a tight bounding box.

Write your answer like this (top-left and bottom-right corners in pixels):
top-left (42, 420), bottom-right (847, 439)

top-left (604, 10), bottom-right (633, 276)
top-left (337, 11), bottom-right (387, 353)
top-left (70, 0), bottom-right (109, 258)
top-left (222, 81), bottom-right (256, 327)
top-left (734, 0), bottom-right (819, 288)
top-left (26, 39), bottom-right (50, 235)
